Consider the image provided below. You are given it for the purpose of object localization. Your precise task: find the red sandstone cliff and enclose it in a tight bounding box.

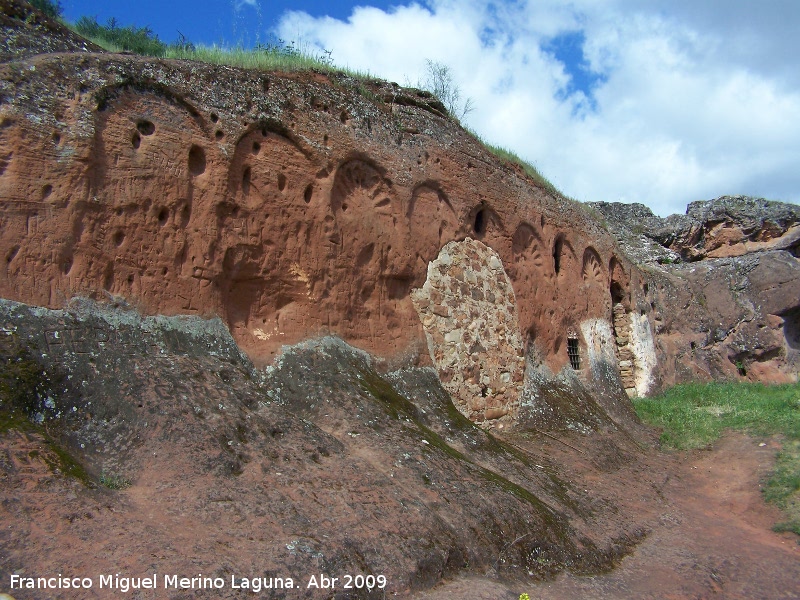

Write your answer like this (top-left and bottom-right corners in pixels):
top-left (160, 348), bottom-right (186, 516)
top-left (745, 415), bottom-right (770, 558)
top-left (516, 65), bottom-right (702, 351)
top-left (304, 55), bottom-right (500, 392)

top-left (1, 4), bottom-right (798, 596)
top-left (0, 0), bottom-right (657, 424)
top-left (1, 0), bottom-right (798, 421)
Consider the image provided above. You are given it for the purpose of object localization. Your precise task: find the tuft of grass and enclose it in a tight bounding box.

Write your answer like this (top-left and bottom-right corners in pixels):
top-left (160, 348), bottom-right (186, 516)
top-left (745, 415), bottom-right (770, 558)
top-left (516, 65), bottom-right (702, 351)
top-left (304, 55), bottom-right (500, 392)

top-left (163, 43), bottom-right (345, 74)
top-left (634, 382), bottom-right (800, 536)
top-left (765, 439), bottom-right (800, 535)
top-left (99, 472), bottom-right (131, 490)
top-left (74, 16), bottom-right (167, 56)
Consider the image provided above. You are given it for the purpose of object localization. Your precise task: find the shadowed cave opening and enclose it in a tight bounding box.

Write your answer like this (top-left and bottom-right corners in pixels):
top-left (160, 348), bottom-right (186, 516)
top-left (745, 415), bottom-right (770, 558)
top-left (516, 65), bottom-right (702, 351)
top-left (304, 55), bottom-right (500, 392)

top-left (553, 236), bottom-right (564, 274)
top-left (136, 120), bottom-right (155, 136)
top-left (474, 209), bottom-right (486, 236)
top-left (783, 308), bottom-right (800, 351)
top-left (188, 145), bottom-right (206, 176)
top-left (611, 281), bottom-right (626, 307)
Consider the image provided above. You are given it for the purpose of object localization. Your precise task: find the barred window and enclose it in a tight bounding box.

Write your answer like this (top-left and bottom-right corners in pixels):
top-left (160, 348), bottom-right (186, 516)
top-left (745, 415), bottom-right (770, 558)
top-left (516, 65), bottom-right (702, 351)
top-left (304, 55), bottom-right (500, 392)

top-left (567, 337), bottom-right (581, 370)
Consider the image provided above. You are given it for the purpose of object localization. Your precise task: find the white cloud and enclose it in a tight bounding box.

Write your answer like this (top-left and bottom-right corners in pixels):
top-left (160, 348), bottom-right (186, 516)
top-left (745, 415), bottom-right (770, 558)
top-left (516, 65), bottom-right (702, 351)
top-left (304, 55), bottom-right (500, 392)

top-left (276, 0), bottom-right (800, 216)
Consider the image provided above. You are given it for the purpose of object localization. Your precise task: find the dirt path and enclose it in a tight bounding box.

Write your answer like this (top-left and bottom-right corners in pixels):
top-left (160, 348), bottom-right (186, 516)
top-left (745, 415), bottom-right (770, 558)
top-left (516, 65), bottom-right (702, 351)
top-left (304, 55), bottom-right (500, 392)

top-left (415, 433), bottom-right (800, 600)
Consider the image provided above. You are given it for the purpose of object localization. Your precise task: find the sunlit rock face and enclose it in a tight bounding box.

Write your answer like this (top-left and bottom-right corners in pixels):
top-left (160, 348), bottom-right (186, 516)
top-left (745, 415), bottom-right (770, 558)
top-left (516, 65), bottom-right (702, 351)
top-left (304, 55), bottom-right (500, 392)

top-left (0, 41), bottom-right (635, 385)
top-left (10, 0), bottom-right (798, 407)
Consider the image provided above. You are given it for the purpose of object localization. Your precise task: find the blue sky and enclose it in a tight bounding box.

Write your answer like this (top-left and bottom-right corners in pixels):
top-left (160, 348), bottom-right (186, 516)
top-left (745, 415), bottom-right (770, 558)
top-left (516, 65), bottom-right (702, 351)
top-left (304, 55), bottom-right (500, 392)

top-left (61, 1), bottom-right (402, 47)
top-left (61, 1), bottom-right (800, 216)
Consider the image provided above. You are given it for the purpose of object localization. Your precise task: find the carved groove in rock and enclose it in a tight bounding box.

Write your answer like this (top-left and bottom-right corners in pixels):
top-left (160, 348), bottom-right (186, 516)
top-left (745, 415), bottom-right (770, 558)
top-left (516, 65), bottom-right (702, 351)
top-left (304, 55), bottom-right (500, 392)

top-left (408, 184), bottom-right (458, 275)
top-left (582, 247), bottom-right (604, 285)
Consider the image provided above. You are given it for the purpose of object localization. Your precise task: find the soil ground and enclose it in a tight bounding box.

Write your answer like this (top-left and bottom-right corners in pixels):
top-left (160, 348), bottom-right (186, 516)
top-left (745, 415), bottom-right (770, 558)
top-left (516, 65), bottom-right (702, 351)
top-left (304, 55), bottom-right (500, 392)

top-left (2, 427), bottom-right (799, 600)
top-left (414, 432), bottom-right (800, 600)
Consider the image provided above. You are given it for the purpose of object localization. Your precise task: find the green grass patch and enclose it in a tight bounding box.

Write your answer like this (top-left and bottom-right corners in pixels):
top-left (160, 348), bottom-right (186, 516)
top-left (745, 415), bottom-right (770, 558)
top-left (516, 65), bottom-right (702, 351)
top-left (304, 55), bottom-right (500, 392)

top-left (30, 0), bottom-right (63, 19)
top-left (632, 382), bottom-right (800, 449)
top-left (73, 16), bottom-right (168, 56)
top-left (99, 472), bottom-right (131, 490)
top-left (765, 439), bottom-right (800, 535)
top-left (67, 16), bottom-right (368, 77)
top-left (634, 382), bottom-right (800, 536)
top-left (163, 44), bottom-right (350, 75)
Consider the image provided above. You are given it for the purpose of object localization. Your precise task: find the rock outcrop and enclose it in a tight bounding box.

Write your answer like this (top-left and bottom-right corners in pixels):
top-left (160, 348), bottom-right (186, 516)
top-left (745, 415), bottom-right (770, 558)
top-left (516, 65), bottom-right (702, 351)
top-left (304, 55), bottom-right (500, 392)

top-left (0, 0), bottom-right (102, 62)
top-left (1, 2), bottom-right (799, 596)
top-left (591, 197), bottom-right (800, 386)
top-left (592, 196), bottom-right (800, 262)
top-left (0, 0), bottom-right (656, 421)
top-left (0, 298), bottom-right (645, 598)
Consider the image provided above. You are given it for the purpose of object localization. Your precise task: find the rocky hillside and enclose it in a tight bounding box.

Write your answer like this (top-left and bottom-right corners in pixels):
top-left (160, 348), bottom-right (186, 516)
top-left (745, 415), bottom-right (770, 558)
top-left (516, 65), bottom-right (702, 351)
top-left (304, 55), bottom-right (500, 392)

top-left (0, 0), bottom-right (655, 422)
top-left (0, 0), bottom-right (799, 597)
top-left (591, 197), bottom-right (800, 385)
top-left (0, 297), bottom-right (647, 599)
top-left (0, 2), bottom-right (650, 596)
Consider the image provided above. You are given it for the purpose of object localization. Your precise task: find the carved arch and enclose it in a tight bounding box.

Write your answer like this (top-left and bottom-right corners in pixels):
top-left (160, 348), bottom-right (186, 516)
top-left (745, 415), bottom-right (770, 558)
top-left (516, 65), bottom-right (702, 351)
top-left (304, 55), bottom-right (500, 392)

top-left (552, 234), bottom-right (575, 276)
top-left (468, 203), bottom-right (503, 239)
top-left (581, 246), bottom-right (604, 285)
top-left (511, 223), bottom-right (545, 272)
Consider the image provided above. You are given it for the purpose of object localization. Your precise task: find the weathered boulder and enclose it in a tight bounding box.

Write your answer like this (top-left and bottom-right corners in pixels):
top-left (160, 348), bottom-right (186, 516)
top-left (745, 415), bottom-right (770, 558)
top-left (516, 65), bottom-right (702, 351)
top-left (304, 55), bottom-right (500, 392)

top-left (591, 196), bottom-right (800, 262)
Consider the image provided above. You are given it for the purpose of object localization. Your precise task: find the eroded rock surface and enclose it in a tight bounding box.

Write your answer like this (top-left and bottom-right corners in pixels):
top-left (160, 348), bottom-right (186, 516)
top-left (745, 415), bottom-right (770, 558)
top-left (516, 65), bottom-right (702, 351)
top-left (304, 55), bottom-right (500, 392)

top-left (0, 4), bottom-right (797, 596)
top-left (0, 299), bottom-right (645, 598)
top-left (592, 196), bottom-right (800, 262)
top-left (592, 196), bottom-right (800, 387)
top-left (0, 0), bottom-right (656, 418)
top-left (0, 0), bottom-right (102, 62)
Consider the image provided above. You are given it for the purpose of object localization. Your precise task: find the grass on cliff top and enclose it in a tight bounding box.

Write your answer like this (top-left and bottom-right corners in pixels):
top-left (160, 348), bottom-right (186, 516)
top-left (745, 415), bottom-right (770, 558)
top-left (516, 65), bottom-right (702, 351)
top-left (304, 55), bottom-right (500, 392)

top-left (633, 382), bottom-right (800, 536)
top-left (163, 44), bottom-right (344, 73)
top-left (69, 17), bottom-right (367, 76)
top-left (465, 130), bottom-right (598, 210)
